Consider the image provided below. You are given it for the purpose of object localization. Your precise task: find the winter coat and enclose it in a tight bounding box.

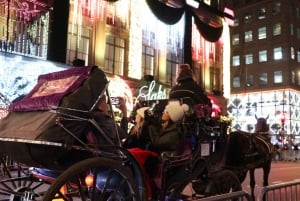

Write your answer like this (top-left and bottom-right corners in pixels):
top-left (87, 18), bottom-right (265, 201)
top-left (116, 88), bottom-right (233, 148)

top-left (148, 122), bottom-right (181, 154)
top-left (169, 77), bottom-right (211, 107)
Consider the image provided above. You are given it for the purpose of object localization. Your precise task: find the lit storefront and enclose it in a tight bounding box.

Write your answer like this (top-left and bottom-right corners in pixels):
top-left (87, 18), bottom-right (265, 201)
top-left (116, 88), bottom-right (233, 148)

top-left (227, 90), bottom-right (300, 144)
top-left (0, 0), bottom-right (233, 120)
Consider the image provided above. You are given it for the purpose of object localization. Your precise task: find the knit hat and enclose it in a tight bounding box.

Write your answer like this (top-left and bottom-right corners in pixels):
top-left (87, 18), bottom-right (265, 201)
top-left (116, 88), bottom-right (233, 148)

top-left (136, 107), bottom-right (149, 119)
top-left (177, 64), bottom-right (193, 81)
top-left (165, 101), bottom-right (189, 122)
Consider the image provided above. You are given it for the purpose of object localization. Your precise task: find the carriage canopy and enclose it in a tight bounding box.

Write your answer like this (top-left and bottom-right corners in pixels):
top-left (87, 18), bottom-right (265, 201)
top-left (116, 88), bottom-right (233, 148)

top-left (0, 66), bottom-right (109, 168)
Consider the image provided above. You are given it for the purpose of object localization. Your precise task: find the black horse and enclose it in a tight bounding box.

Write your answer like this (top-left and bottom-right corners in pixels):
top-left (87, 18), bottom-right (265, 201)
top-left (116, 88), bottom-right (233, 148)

top-left (225, 116), bottom-right (274, 200)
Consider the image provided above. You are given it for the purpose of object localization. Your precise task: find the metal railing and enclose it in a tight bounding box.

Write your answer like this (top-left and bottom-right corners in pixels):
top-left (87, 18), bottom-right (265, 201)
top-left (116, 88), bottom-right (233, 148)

top-left (196, 191), bottom-right (252, 201)
top-left (257, 180), bottom-right (300, 201)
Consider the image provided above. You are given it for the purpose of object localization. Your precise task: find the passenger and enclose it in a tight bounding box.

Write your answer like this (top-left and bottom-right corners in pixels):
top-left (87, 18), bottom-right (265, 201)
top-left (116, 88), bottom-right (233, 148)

top-left (123, 106), bottom-right (150, 149)
top-left (89, 94), bottom-right (128, 144)
top-left (147, 100), bottom-right (190, 155)
top-left (169, 64), bottom-right (212, 118)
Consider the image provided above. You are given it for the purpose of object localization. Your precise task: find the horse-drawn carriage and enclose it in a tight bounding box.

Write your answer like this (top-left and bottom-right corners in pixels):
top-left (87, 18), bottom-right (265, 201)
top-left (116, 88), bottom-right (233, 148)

top-left (0, 66), bottom-right (272, 200)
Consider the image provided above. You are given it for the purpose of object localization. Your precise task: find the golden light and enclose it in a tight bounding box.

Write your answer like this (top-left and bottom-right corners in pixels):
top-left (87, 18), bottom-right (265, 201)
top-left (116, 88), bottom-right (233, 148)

top-left (221, 19), bottom-right (231, 98)
top-left (85, 173), bottom-right (94, 187)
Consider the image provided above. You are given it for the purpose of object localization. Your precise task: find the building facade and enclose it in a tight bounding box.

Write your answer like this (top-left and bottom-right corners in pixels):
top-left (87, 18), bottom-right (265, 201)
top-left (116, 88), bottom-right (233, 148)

top-left (0, 0), bottom-right (232, 114)
top-left (228, 0), bottom-right (300, 144)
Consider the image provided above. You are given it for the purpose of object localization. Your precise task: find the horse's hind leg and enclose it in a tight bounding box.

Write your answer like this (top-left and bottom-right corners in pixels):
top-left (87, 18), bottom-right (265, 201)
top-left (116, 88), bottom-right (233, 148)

top-left (249, 168), bottom-right (255, 201)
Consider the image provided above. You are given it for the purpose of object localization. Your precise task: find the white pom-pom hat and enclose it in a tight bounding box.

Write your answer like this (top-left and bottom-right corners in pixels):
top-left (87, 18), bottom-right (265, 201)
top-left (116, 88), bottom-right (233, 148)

top-left (165, 101), bottom-right (189, 122)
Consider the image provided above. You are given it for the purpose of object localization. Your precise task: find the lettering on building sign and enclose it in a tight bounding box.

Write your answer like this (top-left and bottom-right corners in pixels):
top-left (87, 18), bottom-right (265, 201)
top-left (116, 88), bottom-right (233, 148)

top-left (136, 80), bottom-right (167, 101)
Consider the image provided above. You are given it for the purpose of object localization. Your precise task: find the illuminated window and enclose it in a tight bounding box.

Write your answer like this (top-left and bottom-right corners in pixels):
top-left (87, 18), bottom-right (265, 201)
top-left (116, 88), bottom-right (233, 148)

top-left (142, 45), bottom-right (155, 76)
top-left (297, 51), bottom-right (300, 62)
top-left (292, 71), bottom-right (295, 83)
top-left (258, 27), bottom-right (267, 39)
top-left (298, 71), bottom-right (300, 85)
top-left (210, 67), bottom-right (220, 91)
top-left (258, 8), bottom-right (266, 19)
top-left (233, 77), bottom-right (240, 88)
top-left (272, 2), bottom-right (281, 15)
top-left (291, 47), bottom-right (295, 59)
top-left (273, 47), bottom-right (282, 60)
top-left (232, 34), bottom-right (239, 45)
top-left (166, 53), bottom-right (179, 86)
top-left (274, 71), bottom-right (283, 84)
top-left (259, 73), bottom-right (268, 85)
top-left (245, 31), bottom-right (252, 42)
top-left (232, 55), bottom-right (240, 66)
top-left (273, 23), bottom-right (281, 36)
top-left (104, 35), bottom-right (125, 75)
top-left (234, 18), bottom-right (239, 26)
top-left (244, 13), bottom-right (252, 23)
top-left (245, 54), bottom-right (253, 64)
top-left (259, 50), bottom-right (267, 62)
top-left (246, 74), bottom-right (253, 86)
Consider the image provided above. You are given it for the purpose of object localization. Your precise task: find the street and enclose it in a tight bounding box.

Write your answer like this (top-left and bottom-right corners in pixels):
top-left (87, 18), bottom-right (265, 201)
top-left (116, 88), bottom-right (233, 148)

top-left (242, 160), bottom-right (300, 198)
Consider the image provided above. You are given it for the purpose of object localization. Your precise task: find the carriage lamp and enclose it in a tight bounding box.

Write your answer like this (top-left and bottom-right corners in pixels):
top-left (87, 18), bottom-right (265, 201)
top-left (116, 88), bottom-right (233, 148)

top-left (85, 174), bottom-right (94, 187)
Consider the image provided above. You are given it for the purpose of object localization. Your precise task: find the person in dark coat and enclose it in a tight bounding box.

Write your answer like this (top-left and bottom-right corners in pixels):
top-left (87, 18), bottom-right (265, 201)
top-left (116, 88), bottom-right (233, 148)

top-left (169, 64), bottom-right (212, 117)
top-left (147, 100), bottom-right (190, 155)
top-left (88, 94), bottom-right (128, 145)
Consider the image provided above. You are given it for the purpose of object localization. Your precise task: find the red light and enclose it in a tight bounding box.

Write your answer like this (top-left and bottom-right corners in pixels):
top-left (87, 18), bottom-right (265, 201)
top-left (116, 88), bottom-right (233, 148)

top-left (280, 115), bottom-right (286, 124)
top-left (85, 174), bottom-right (94, 187)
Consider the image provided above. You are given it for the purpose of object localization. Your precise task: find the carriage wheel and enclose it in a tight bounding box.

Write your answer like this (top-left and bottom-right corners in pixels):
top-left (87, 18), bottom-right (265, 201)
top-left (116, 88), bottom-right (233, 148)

top-left (204, 170), bottom-right (242, 196)
top-left (0, 165), bottom-right (51, 201)
top-left (43, 157), bottom-right (141, 201)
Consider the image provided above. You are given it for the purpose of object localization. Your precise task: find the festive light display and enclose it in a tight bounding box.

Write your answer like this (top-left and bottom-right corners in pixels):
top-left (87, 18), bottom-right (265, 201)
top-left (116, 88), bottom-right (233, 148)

top-left (227, 89), bottom-right (300, 139)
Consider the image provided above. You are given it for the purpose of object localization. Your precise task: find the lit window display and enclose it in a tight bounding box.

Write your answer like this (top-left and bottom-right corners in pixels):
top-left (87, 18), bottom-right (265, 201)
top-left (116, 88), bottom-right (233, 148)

top-left (228, 89), bottom-right (300, 143)
top-left (0, 53), bottom-right (69, 103)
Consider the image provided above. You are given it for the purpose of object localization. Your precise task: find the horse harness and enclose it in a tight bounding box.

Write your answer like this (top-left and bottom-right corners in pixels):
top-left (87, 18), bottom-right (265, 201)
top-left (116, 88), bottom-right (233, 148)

top-left (248, 132), bottom-right (274, 158)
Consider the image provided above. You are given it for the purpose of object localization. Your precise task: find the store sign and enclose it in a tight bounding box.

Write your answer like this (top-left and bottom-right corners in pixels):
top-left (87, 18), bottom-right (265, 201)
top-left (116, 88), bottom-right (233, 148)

top-left (136, 80), bottom-right (167, 101)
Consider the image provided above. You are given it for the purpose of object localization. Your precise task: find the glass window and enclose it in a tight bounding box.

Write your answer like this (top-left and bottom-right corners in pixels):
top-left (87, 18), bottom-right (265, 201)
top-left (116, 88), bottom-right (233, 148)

top-left (258, 27), bottom-right (267, 39)
top-left (259, 50), bottom-right (267, 62)
top-left (273, 47), bottom-right (282, 60)
top-left (244, 13), bottom-right (252, 23)
top-left (245, 54), bottom-right (253, 64)
top-left (166, 53), bottom-right (179, 86)
top-left (104, 35), bottom-right (125, 75)
top-left (259, 73), bottom-right (268, 85)
top-left (233, 77), bottom-right (240, 88)
top-left (292, 71), bottom-right (295, 83)
top-left (245, 31), bottom-right (253, 42)
top-left (258, 8), bottom-right (266, 19)
top-left (142, 45), bottom-right (155, 76)
top-left (297, 51), bottom-right (300, 62)
top-left (298, 72), bottom-right (300, 85)
top-left (291, 47), bottom-right (295, 59)
top-left (210, 67), bottom-right (220, 91)
top-left (272, 2), bottom-right (281, 15)
top-left (291, 24), bottom-right (294, 36)
top-left (232, 55), bottom-right (240, 66)
top-left (234, 18), bottom-right (239, 26)
top-left (273, 23), bottom-right (281, 36)
top-left (297, 28), bottom-right (300, 39)
top-left (274, 71), bottom-right (283, 83)
top-left (232, 34), bottom-right (239, 45)
top-left (246, 74), bottom-right (254, 86)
